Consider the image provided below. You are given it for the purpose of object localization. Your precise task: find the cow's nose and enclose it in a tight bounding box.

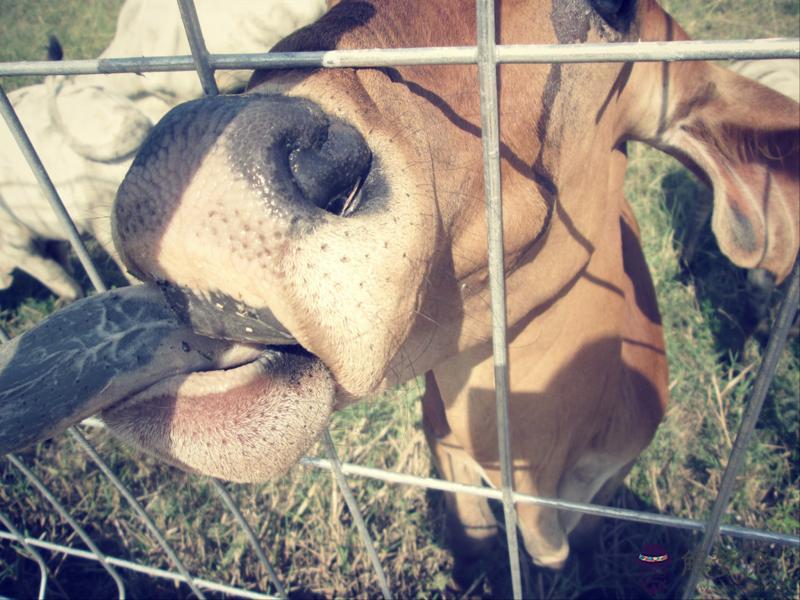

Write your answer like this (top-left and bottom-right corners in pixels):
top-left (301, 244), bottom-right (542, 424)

top-left (225, 95), bottom-right (373, 217)
top-left (116, 95), bottom-right (372, 233)
top-left (289, 116), bottom-right (372, 216)
top-left (113, 94), bottom-right (374, 281)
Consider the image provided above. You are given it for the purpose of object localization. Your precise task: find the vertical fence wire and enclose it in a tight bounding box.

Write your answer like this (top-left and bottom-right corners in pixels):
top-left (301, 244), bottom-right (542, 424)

top-left (0, 85), bottom-right (107, 294)
top-left (177, 0), bottom-right (220, 96)
top-left (67, 428), bottom-right (207, 600)
top-left (0, 511), bottom-right (49, 599)
top-left (6, 454), bottom-right (127, 598)
top-left (0, 75), bottom-right (146, 599)
top-left (681, 263), bottom-right (800, 598)
top-left (208, 479), bottom-right (287, 598)
top-left (475, 0), bottom-right (524, 597)
top-left (321, 430), bottom-right (392, 599)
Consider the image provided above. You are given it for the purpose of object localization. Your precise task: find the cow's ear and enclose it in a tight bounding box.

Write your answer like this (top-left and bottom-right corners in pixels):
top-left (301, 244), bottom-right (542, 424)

top-left (657, 63), bottom-right (798, 283)
top-left (623, 8), bottom-right (800, 283)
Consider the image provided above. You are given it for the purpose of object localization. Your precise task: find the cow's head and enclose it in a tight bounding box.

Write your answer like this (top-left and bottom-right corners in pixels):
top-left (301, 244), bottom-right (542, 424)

top-left (1, 0), bottom-right (798, 482)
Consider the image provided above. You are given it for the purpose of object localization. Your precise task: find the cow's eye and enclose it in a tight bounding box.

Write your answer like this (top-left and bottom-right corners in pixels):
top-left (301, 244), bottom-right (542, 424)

top-left (589, 0), bottom-right (636, 31)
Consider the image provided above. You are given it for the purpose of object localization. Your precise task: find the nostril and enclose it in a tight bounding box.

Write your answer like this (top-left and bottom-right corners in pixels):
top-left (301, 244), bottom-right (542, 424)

top-left (289, 119), bottom-right (372, 216)
top-left (323, 177), bottom-right (364, 217)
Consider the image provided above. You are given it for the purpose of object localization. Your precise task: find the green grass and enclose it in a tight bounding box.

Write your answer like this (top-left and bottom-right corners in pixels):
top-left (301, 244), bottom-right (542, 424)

top-left (0, 0), bottom-right (124, 90)
top-left (1, 1), bottom-right (799, 598)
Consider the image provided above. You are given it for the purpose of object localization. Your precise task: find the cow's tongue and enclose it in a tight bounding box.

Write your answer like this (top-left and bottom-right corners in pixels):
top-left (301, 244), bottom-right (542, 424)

top-left (0, 285), bottom-right (335, 482)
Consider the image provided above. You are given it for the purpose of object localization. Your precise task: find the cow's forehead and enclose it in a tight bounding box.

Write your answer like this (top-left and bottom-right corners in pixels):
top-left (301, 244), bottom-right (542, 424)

top-left (277, 1), bottom-right (638, 50)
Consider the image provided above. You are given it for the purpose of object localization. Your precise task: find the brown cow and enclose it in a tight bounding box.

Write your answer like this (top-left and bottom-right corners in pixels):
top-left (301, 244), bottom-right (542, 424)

top-left (1, 0), bottom-right (798, 583)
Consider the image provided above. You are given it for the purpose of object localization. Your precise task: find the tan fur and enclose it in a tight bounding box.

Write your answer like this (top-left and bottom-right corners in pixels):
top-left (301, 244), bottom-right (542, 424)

top-left (109, 0), bottom-right (799, 572)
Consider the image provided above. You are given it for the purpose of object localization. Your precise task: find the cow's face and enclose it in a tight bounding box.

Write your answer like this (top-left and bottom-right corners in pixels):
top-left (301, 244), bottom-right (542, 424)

top-left (1, 0), bottom-right (797, 482)
top-left (113, 0), bottom-right (656, 398)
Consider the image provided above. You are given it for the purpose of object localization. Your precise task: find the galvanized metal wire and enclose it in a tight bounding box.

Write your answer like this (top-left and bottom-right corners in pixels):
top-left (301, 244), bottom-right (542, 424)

top-left (6, 454), bottom-right (128, 598)
top-left (0, 85), bottom-right (107, 293)
top-left (177, 0), bottom-right (220, 95)
top-left (0, 38), bottom-right (797, 77)
top-left (476, 0), bottom-right (523, 597)
top-left (165, 13), bottom-right (388, 595)
top-left (67, 428), bottom-right (207, 599)
top-left (0, 510), bottom-right (49, 599)
top-left (170, 23), bottom-right (394, 592)
top-left (0, 0), bottom-right (798, 597)
top-left (298, 456), bottom-right (800, 547)
top-left (682, 264), bottom-right (800, 599)
top-left (320, 430), bottom-right (392, 600)
top-left (209, 479), bottom-right (287, 598)
top-left (0, 530), bottom-right (278, 599)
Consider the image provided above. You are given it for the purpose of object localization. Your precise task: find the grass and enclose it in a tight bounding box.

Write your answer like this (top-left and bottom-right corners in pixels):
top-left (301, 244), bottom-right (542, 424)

top-left (1, 0), bottom-right (799, 598)
top-left (0, 0), bottom-right (124, 90)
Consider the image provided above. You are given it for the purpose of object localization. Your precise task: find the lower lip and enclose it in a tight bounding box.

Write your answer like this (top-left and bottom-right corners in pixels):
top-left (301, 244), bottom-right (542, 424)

top-left (100, 344), bottom-right (336, 482)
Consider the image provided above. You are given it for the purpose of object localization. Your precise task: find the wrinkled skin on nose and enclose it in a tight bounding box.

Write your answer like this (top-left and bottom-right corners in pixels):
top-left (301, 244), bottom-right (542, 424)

top-left (114, 94), bottom-right (373, 281)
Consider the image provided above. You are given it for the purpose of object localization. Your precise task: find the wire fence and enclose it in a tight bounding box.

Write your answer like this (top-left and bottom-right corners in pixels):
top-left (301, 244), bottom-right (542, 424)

top-left (0, 0), bottom-right (798, 598)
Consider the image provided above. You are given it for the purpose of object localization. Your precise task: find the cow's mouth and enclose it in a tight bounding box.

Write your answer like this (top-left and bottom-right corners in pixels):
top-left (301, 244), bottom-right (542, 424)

top-left (0, 92), bottom-right (431, 483)
top-left (0, 284), bottom-right (335, 483)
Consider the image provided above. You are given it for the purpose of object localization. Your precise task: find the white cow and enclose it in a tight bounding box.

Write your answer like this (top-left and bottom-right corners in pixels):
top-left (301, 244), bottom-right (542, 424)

top-left (729, 58), bottom-right (800, 102)
top-left (0, 0), bottom-right (326, 300)
top-left (73, 0), bottom-right (328, 102)
top-left (0, 81), bottom-right (171, 300)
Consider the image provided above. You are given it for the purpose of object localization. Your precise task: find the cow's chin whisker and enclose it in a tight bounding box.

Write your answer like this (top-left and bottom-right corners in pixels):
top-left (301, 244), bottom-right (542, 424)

top-left (100, 347), bottom-right (336, 483)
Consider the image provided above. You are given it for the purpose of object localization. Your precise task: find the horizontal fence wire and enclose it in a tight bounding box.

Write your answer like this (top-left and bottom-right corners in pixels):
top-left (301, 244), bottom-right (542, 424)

top-left (0, 4), bottom-right (799, 597)
top-left (0, 38), bottom-right (798, 77)
top-left (298, 457), bottom-right (800, 547)
top-left (0, 511), bottom-right (49, 600)
top-left (0, 531), bottom-right (277, 600)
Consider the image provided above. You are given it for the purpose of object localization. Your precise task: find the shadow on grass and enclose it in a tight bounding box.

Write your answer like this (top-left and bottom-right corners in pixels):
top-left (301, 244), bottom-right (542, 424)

top-left (424, 484), bottom-right (694, 599)
top-left (0, 529), bottom-right (207, 600)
